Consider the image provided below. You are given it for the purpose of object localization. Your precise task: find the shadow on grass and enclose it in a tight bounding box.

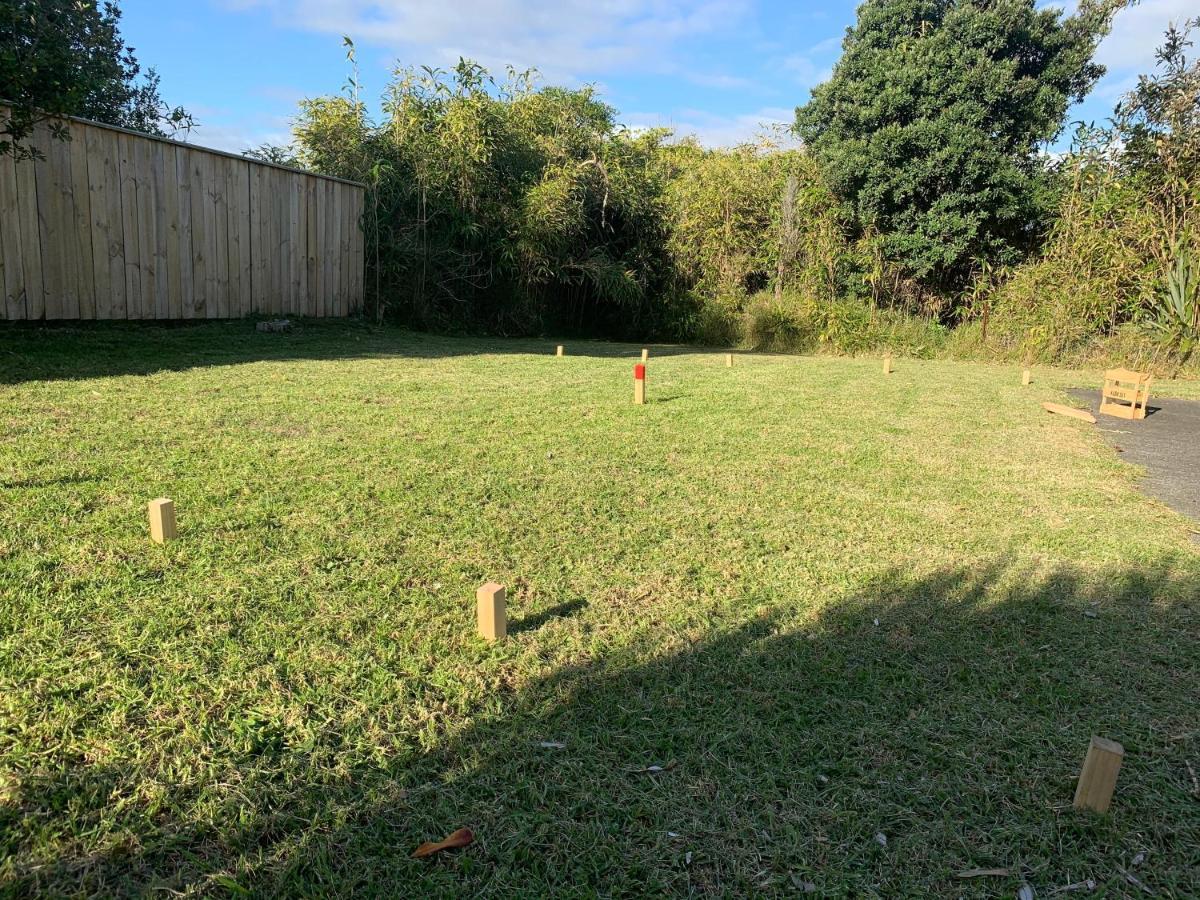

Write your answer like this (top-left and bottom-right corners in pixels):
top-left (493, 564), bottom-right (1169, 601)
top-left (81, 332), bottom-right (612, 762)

top-left (0, 320), bottom-right (727, 385)
top-left (508, 598), bottom-right (588, 635)
top-left (4, 561), bottom-right (1198, 896)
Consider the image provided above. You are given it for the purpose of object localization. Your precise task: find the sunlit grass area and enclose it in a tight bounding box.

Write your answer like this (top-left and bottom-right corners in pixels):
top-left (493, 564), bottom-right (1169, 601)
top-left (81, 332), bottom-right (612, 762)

top-left (1, 322), bottom-right (1197, 896)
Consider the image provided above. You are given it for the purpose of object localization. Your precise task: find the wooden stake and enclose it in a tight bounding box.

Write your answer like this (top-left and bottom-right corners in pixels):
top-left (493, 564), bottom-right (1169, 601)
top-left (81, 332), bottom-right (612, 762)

top-left (555, 345), bottom-right (564, 357)
top-left (1073, 736), bottom-right (1124, 813)
top-left (1022, 368), bottom-right (1032, 386)
top-left (634, 363), bottom-right (646, 405)
top-left (148, 497), bottom-right (177, 543)
top-left (476, 582), bottom-right (506, 642)
top-left (1042, 402), bottom-right (1096, 424)
top-left (883, 355), bottom-right (893, 375)
top-left (726, 353), bottom-right (733, 368)
top-left (641, 348), bottom-right (649, 363)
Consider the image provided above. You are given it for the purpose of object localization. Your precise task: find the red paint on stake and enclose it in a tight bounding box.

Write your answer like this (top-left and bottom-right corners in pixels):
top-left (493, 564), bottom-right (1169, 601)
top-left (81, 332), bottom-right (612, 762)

top-left (634, 364), bottom-right (646, 380)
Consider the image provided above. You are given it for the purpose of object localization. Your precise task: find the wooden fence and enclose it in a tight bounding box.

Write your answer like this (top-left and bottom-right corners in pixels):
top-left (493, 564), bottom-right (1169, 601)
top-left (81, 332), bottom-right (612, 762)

top-left (0, 112), bottom-right (365, 320)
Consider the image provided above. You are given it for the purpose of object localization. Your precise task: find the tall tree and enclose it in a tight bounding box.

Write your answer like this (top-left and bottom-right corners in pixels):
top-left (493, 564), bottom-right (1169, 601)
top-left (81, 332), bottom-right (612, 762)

top-left (0, 0), bottom-right (191, 157)
top-left (795, 0), bottom-right (1124, 292)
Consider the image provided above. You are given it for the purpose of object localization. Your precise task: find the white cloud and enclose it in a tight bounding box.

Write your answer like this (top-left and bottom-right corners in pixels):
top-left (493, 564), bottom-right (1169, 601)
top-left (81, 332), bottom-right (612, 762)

top-left (781, 54), bottom-right (833, 87)
top-left (223, 0), bottom-right (750, 81)
top-left (1094, 0), bottom-right (1196, 71)
top-left (176, 102), bottom-right (294, 155)
top-left (625, 105), bottom-right (798, 147)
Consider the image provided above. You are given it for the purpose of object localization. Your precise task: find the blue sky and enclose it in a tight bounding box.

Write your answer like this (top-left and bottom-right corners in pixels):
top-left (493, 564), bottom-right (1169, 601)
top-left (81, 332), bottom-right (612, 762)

top-left (119, 0), bottom-right (1194, 154)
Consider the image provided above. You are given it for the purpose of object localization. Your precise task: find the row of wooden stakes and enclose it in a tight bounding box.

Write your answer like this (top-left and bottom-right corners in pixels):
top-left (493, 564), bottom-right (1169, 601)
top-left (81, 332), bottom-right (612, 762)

top-left (555, 345), bottom-right (1037, 405)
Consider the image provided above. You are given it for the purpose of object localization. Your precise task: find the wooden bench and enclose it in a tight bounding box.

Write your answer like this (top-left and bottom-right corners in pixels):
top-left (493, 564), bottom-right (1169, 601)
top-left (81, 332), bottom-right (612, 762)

top-left (1099, 368), bottom-right (1152, 421)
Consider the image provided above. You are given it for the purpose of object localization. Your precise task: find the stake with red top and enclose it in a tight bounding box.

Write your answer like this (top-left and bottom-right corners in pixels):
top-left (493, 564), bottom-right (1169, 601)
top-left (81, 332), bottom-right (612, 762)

top-left (633, 363), bottom-right (646, 405)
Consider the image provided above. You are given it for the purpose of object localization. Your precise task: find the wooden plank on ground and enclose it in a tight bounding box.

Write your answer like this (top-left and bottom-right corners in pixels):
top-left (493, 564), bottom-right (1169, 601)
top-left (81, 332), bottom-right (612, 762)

top-left (1042, 402), bottom-right (1097, 424)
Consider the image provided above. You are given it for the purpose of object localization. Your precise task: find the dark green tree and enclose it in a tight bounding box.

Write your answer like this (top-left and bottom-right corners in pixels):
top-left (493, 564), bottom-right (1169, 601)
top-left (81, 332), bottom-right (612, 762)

top-left (795, 0), bottom-right (1124, 292)
top-left (0, 0), bottom-right (191, 157)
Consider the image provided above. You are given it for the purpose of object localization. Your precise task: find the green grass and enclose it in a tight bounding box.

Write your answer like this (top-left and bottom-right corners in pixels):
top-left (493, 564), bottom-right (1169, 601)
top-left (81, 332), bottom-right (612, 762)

top-left (1, 321), bottom-right (1198, 897)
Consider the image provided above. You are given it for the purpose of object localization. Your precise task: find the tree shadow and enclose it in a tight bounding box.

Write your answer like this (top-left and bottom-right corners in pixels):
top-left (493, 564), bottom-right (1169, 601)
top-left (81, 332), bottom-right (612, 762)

top-left (4, 560), bottom-right (1199, 895)
top-left (0, 320), bottom-right (734, 385)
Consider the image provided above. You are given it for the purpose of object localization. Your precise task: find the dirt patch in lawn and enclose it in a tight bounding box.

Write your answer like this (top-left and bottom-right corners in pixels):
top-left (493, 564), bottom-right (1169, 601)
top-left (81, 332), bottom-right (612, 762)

top-left (1068, 387), bottom-right (1200, 538)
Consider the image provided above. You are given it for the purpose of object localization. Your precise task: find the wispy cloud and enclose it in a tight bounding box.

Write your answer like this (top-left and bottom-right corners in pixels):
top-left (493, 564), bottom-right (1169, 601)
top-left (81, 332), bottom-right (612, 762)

top-left (177, 101), bottom-right (293, 154)
top-left (223, 0), bottom-right (750, 82)
top-left (625, 105), bottom-right (798, 147)
top-left (1093, 0), bottom-right (1196, 71)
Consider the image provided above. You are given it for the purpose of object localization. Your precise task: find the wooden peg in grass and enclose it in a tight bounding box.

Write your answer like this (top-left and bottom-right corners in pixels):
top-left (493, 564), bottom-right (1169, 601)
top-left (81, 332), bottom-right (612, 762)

top-left (883, 355), bottom-right (893, 375)
top-left (555, 345), bottom-right (564, 357)
top-left (1073, 736), bottom-right (1124, 813)
top-left (1022, 368), bottom-right (1032, 386)
top-left (476, 582), bottom-right (506, 642)
top-left (726, 353), bottom-right (733, 368)
top-left (641, 348), bottom-right (649, 363)
top-left (148, 498), bottom-right (177, 543)
top-left (634, 363), bottom-right (646, 405)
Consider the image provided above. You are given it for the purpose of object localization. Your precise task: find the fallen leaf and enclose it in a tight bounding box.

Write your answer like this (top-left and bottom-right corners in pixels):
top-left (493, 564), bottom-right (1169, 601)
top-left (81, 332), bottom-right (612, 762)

top-left (1119, 868), bottom-right (1151, 894)
top-left (536, 741), bottom-right (566, 749)
top-left (957, 868), bottom-right (1011, 878)
top-left (633, 759), bottom-right (677, 774)
top-left (412, 827), bottom-right (474, 859)
top-left (874, 832), bottom-right (887, 847)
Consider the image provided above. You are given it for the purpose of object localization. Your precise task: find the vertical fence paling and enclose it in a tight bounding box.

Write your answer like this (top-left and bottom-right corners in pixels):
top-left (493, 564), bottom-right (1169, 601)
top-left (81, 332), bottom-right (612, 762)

top-left (0, 109), bottom-right (364, 320)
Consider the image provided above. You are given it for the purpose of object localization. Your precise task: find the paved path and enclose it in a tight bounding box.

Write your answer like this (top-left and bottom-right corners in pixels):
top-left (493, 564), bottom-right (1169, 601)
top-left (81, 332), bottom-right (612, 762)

top-left (1068, 387), bottom-right (1200, 538)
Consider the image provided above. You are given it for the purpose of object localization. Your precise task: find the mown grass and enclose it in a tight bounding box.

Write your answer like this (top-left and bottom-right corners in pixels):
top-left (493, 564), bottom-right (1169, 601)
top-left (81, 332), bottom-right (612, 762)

top-left (1, 321), bottom-right (1198, 897)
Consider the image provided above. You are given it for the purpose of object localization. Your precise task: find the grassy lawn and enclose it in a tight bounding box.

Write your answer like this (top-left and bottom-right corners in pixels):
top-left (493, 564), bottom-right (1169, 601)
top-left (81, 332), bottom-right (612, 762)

top-left (1, 322), bottom-right (1198, 897)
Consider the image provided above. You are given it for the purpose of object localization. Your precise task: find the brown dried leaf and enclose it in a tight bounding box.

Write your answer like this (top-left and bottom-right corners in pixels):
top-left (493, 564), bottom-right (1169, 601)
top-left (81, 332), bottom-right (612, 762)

top-left (956, 868), bottom-right (1011, 878)
top-left (412, 827), bottom-right (475, 859)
